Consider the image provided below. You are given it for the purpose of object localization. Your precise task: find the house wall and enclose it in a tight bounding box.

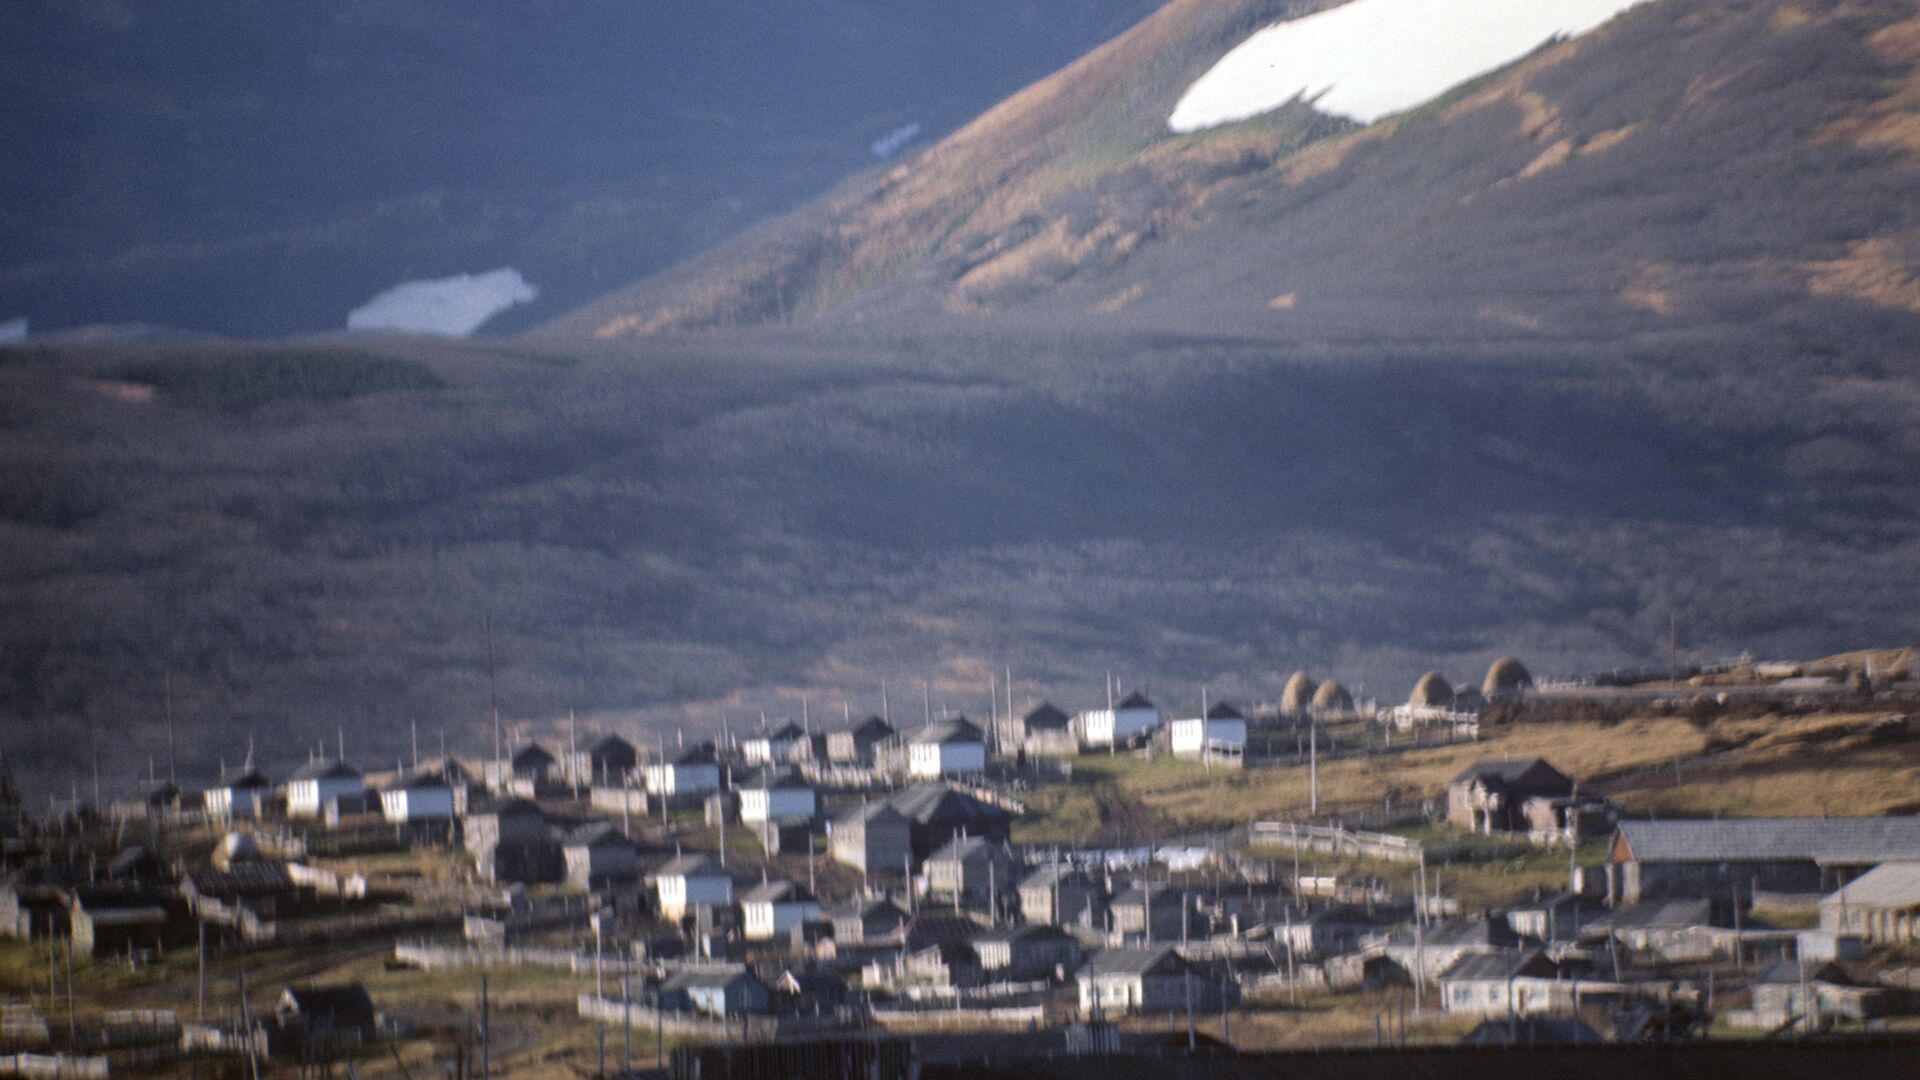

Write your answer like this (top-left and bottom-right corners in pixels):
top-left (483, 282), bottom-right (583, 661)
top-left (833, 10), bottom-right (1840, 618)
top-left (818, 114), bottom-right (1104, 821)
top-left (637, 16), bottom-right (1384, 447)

top-left (909, 742), bottom-right (985, 778)
top-left (383, 787), bottom-right (454, 822)
top-left (744, 900), bottom-right (820, 940)
top-left (1619, 858), bottom-right (1827, 904)
top-left (288, 777), bottom-right (362, 818)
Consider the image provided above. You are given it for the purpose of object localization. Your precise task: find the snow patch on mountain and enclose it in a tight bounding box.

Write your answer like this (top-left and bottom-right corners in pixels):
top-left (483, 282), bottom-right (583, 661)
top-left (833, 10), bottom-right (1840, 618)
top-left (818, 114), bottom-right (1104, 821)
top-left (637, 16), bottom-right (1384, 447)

top-left (346, 268), bottom-right (538, 337)
top-left (1168, 0), bottom-right (1650, 132)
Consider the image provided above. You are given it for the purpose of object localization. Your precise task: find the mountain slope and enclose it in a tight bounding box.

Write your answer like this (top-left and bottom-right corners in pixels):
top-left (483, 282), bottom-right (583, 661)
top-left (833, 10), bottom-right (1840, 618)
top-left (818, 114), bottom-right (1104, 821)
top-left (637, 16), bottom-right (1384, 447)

top-left (0, 0), bottom-right (1160, 337)
top-left (545, 0), bottom-right (1920, 352)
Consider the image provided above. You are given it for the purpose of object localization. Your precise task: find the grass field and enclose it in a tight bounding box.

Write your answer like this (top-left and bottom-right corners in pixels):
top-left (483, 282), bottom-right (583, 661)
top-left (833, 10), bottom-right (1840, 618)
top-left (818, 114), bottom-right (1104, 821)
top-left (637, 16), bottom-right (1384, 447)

top-left (1016, 715), bottom-right (1713, 844)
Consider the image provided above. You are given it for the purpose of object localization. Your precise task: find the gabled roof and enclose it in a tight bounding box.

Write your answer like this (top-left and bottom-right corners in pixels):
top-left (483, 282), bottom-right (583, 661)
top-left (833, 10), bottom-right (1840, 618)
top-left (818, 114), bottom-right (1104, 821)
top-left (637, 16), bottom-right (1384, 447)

top-left (1438, 949), bottom-right (1556, 982)
top-left (563, 822), bottom-right (629, 849)
top-left (289, 760), bottom-right (361, 782)
top-left (1590, 898), bottom-right (1713, 932)
top-left (753, 721), bottom-right (805, 742)
top-left (741, 766), bottom-right (810, 792)
top-left (1755, 959), bottom-right (1857, 986)
top-left (1019, 863), bottom-right (1097, 891)
top-left (654, 853), bottom-right (727, 879)
top-left (666, 967), bottom-right (760, 992)
top-left (1111, 884), bottom-right (1185, 909)
top-left (1204, 701), bottom-right (1245, 721)
top-left (842, 715), bottom-right (895, 740)
top-left (1022, 702), bottom-right (1071, 731)
top-left (904, 914), bottom-right (982, 948)
top-left (1115, 691), bottom-right (1155, 711)
top-left (280, 984), bottom-right (376, 1028)
top-left (510, 743), bottom-right (556, 766)
top-left (216, 768), bottom-right (272, 789)
top-left (668, 743), bottom-right (719, 766)
top-left (830, 896), bottom-right (907, 922)
top-left (910, 718), bottom-right (984, 746)
top-left (1822, 860), bottom-right (1920, 909)
top-left (928, 835), bottom-right (1010, 863)
top-left (836, 800), bottom-right (910, 827)
top-left (887, 784), bottom-right (1010, 828)
top-left (1449, 758), bottom-right (1569, 789)
top-left (384, 769), bottom-right (453, 792)
top-left (1460, 1016), bottom-right (1602, 1047)
top-left (976, 922), bottom-right (1072, 946)
top-left (1082, 946), bottom-right (1185, 978)
top-left (1418, 916), bottom-right (1518, 949)
top-left (468, 796), bottom-right (543, 819)
top-left (587, 734), bottom-right (637, 757)
top-left (1614, 817), bottom-right (1920, 865)
top-left (741, 878), bottom-right (815, 905)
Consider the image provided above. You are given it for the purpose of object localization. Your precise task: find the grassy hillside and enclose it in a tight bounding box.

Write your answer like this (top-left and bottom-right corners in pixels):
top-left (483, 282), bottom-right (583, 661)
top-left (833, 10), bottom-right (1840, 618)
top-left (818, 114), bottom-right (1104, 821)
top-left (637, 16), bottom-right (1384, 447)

top-left (545, 0), bottom-right (1920, 361)
top-left (1, 328), bottom-right (1915, 798)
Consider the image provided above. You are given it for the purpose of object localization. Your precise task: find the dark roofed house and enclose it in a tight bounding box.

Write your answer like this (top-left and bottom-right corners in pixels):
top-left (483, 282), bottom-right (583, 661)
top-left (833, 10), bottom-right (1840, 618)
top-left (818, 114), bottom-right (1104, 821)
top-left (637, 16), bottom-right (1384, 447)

top-left (1447, 759), bottom-right (1574, 834)
top-left (1077, 947), bottom-right (1209, 1015)
top-left (744, 721), bottom-right (806, 766)
top-left (1459, 1015), bottom-right (1602, 1046)
top-left (887, 784), bottom-right (1012, 863)
top-left (923, 835), bottom-right (1017, 912)
top-left (830, 896), bottom-right (909, 947)
top-left (275, 984), bottom-right (377, 1052)
top-left (974, 923), bottom-right (1080, 979)
top-left (827, 715), bottom-right (895, 765)
top-left (1607, 816), bottom-right (1920, 904)
top-left (286, 761), bottom-right (363, 820)
top-left (1727, 959), bottom-right (1890, 1030)
top-left (1437, 950), bottom-right (1561, 1015)
top-left (1019, 702), bottom-right (1077, 757)
top-left (1018, 863), bottom-right (1104, 928)
top-left (830, 800), bottom-right (912, 875)
top-left (510, 743), bottom-right (557, 781)
top-left (562, 823), bottom-right (636, 889)
top-left (662, 967), bottom-right (769, 1017)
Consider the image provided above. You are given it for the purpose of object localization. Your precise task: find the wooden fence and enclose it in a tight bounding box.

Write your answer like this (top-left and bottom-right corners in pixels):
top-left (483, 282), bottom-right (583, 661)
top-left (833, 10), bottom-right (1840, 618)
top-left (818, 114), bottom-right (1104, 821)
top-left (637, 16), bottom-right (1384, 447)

top-left (396, 941), bottom-right (646, 975)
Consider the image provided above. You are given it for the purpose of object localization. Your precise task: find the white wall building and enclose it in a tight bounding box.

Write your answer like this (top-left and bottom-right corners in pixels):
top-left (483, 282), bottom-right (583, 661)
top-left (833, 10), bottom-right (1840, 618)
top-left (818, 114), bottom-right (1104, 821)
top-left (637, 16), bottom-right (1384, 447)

top-left (1169, 702), bottom-right (1247, 760)
top-left (380, 771), bottom-right (455, 823)
top-left (742, 722), bottom-right (804, 766)
top-left (206, 770), bottom-right (272, 822)
top-left (907, 719), bottom-right (986, 779)
top-left (285, 761), bottom-right (364, 819)
top-left (737, 768), bottom-right (816, 825)
top-left (740, 879), bottom-right (821, 941)
top-left (1079, 691), bottom-right (1160, 749)
top-left (654, 854), bottom-right (733, 921)
top-left (644, 746), bottom-right (722, 798)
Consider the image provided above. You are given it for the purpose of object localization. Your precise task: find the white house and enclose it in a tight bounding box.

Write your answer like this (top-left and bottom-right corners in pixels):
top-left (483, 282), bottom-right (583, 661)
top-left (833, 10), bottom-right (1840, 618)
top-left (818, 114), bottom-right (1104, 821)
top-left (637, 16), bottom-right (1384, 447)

top-left (653, 853), bottom-right (732, 921)
top-left (739, 878), bottom-right (821, 941)
top-left (1078, 691), bottom-right (1160, 749)
top-left (206, 769), bottom-right (273, 822)
top-left (380, 770), bottom-right (455, 823)
top-left (737, 767), bottom-right (815, 826)
top-left (1169, 701), bottom-right (1246, 762)
top-left (285, 761), bottom-right (364, 819)
top-left (643, 744), bottom-right (722, 799)
top-left (742, 722), bottom-right (805, 766)
top-left (907, 718), bottom-right (986, 779)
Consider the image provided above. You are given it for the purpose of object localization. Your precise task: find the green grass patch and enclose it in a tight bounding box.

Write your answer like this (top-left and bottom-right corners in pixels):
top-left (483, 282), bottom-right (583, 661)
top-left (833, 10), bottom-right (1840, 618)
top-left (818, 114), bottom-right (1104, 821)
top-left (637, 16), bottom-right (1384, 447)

top-left (115, 349), bottom-right (444, 411)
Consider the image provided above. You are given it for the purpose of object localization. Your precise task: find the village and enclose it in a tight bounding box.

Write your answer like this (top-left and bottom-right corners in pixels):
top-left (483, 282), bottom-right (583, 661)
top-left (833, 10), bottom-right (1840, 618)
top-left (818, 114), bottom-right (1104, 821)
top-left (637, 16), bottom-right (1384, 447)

top-left (2, 649), bottom-right (1919, 1079)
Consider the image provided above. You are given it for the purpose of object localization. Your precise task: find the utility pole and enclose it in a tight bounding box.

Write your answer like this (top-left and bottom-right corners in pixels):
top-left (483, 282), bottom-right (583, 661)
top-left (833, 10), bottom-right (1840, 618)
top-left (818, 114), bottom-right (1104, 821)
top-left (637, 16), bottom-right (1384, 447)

top-left (1309, 717), bottom-right (1318, 814)
top-left (164, 669), bottom-right (178, 786)
top-left (481, 974), bottom-right (491, 1080)
top-left (485, 613), bottom-right (501, 772)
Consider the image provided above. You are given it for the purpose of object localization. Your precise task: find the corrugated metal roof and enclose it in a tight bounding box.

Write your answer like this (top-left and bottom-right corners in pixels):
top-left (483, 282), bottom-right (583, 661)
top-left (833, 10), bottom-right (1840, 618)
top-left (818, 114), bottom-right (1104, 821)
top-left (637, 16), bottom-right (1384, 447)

top-left (1616, 817), bottom-right (1920, 864)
